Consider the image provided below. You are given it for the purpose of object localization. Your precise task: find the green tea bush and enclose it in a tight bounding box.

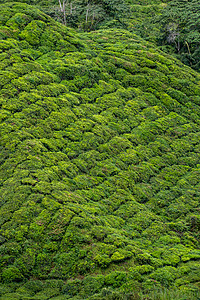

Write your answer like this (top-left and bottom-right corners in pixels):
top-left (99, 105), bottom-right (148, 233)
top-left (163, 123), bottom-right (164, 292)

top-left (2, 267), bottom-right (24, 283)
top-left (0, 2), bottom-right (200, 299)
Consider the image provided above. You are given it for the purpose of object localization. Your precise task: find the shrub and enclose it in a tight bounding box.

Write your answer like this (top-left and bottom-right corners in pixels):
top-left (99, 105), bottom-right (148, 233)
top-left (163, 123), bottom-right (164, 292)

top-left (2, 266), bottom-right (24, 283)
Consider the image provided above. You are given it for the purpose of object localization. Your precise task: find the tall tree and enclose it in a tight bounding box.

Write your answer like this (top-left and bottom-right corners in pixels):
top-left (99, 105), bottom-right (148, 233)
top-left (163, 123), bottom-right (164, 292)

top-left (158, 0), bottom-right (200, 70)
top-left (55, 0), bottom-right (129, 30)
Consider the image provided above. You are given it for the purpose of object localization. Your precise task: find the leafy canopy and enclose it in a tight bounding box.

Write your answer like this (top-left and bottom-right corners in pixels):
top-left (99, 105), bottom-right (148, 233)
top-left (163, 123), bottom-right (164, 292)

top-left (158, 0), bottom-right (200, 71)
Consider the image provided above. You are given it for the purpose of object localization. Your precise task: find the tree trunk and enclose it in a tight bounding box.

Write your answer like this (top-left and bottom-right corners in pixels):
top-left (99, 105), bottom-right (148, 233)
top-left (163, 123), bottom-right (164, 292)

top-left (58, 0), bottom-right (63, 12)
top-left (58, 0), bottom-right (68, 25)
top-left (86, 3), bottom-right (90, 23)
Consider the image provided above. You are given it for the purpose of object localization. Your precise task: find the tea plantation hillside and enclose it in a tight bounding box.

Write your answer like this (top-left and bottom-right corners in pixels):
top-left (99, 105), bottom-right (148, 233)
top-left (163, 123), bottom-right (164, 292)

top-left (0, 3), bottom-right (200, 299)
top-left (0, 0), bottom-right (167, 39)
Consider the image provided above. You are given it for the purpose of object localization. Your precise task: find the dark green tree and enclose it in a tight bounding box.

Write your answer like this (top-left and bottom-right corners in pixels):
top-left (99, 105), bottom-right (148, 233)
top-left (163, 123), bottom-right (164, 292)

top-left (158, 0), bottom-right (200, 70)
top-left (66, 0), bottom-right (129, 30)
top-left (41, 0), bottom-right (129, 30)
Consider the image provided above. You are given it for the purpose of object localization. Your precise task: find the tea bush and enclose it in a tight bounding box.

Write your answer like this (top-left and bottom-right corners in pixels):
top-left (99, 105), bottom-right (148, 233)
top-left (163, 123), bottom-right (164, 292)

top-left (0, 2), bottom-right (199, 299)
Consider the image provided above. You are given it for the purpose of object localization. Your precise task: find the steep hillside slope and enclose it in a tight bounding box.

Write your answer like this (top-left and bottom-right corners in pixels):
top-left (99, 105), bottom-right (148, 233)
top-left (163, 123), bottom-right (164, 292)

top-left (0, 3), bottom-right (200, 299)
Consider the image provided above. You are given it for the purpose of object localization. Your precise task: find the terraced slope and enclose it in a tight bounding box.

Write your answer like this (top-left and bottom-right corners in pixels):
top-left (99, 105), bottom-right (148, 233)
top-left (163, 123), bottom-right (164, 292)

top-left (0, 3), bottom-right (200, 299)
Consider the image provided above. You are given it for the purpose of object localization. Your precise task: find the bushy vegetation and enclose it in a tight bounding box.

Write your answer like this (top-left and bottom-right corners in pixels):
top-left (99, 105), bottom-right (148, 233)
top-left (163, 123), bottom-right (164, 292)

top-left (157, 0), bottom-right (200, 72)
top-left (0, 2), bottom-right (200, 299)
top-left (0, 0), bottom-right (130, 30)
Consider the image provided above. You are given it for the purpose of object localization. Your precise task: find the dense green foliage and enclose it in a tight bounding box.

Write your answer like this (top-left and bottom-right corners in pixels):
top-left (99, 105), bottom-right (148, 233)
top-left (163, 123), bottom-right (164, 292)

top-left (0, 2), bottom-right (200, 299)
top-left (0, 0), bottom-right (165, 34)
top-left (0, 0), bottom-right (130, 30)
top-left (157, 0), bottom-right (200, 71)
top-left (125, 0), bottom-right (166, 43)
